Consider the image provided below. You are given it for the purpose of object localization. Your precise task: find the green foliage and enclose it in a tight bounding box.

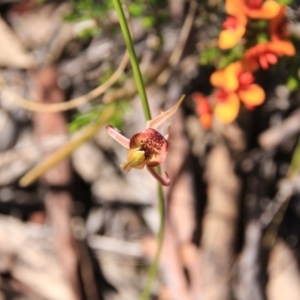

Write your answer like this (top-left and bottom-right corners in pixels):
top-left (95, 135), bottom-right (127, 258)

top-left (68, 102), bottom-right (129, 133)
top-left (77, 26), bottom-right (100, 39)
top-left (275, 0), bottom-right (292, 5)
top-left (64, 0), bottom-right (104, 22)
top-left (142, 16), bottom-right (156, 29)
top-left (200, 42), bottom-right (243, 68)
top-left (64, 0), bottom-right (114, 37)
top-left (218, 44), bottom-right (243, 68)
top-left (199, 47), bottom-right (221, 65)
top-left (245, 19), bottom-right (269, 47)
top-left (287, 76), bottom-right (299, 92)
top-left (256, 33), bottom-right (269, 43)
top-left (251, 20), bottom-right (268, 30)
top-left (64, 0), bottom-right (168, 38)
top-left (129, 0), bottom-right (168, 29)
top-left (128, 3), bottom-right (144, 17)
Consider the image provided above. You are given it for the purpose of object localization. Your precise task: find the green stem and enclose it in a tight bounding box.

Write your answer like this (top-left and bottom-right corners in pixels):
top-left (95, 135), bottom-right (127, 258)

top-left (112, 0), bottom-right (151, 121)
top-left (140, 175), bottom-right (165, 300)
top-left (288, 135), bottom-right (300, 178)
top-left (112, 1), bottom-right (165, 299)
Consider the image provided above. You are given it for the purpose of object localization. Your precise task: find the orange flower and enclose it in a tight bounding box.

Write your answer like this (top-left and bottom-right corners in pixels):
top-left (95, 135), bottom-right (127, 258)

top-left (192, 93), bottom-right (212, 129)
top-left (211, 62), bottom-right (242, 92)
top-left (214, 89), bottom-right (240, 124)
top-left (243, 6), bottom-right (296, 70)
top-left (241, 0), bottom-right (281, 19)
top-left (219, 0), bottom-right (282, 49)
top-left (210, 61), bottom-right (265, 123)
top-left (243, 39), bottom-right (295, 70)
top-left (211, 61), bottom-right (265, 105)
top-left (218, 0), bottom-right (247, 49)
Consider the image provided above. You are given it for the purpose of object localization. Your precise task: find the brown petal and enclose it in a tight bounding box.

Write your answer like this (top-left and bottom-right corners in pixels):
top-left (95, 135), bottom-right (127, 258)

top-left (130, 128), bottom-right (168, 167)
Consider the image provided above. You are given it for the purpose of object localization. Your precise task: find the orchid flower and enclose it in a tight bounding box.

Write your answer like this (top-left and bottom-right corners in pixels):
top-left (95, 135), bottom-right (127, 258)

top-left (106, 95), bottom-right (185, 186)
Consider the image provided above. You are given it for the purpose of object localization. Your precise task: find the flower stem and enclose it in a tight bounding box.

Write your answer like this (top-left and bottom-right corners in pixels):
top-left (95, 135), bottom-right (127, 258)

top-left (140, 179), bottom-right (165, 300)
top-left (288, 135), bottom-right (300, 178)
top-left (112, 1), bottom-right (165, 299)
top-left (112, 0), bottom-right (151, 121)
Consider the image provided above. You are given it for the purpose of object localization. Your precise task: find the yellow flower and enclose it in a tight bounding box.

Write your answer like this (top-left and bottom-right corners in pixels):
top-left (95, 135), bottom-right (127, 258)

top-left (210, 61), bottom-right (265, 123)
top-left (218, 0), bottom-right (247, 49)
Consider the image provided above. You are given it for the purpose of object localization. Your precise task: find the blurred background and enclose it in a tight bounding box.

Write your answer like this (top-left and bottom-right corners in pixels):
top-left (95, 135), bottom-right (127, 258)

top-left (0, 0), bottom-right (300, 299)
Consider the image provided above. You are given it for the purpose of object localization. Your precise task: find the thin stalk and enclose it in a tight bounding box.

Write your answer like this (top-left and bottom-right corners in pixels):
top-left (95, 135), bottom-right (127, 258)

top-left (288, 134), bottom-right (300, 178)
top-left (140, 179), bottom-right (165, 300)
top-left (112, 1), bottom-right (165, 299)
top-left (112, 0), bottom-right (151, 121)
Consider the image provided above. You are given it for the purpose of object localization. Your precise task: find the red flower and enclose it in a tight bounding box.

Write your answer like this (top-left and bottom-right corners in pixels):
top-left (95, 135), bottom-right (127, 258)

top-left (192, 93), bottom-right (213, 129)
top-left (243, 39), bottom-right (295, 70)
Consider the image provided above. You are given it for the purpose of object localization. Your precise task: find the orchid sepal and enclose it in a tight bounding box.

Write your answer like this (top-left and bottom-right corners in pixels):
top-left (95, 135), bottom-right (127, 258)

top-left (106, 125), bottom-right (130, 148)
top-left (146, 95), bottom-right (185, 130)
